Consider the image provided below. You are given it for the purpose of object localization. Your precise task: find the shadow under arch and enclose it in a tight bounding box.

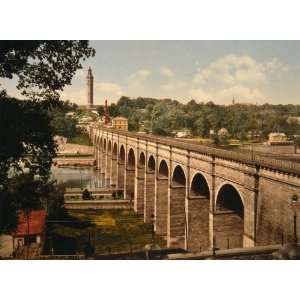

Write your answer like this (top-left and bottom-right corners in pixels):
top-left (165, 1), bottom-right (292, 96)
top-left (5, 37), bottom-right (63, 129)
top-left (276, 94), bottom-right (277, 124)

top-left (110, 142), bottom-right (118, 188)
top-left (117, 145), bottom-right (126, 189)
top-left (169, 165), bottom-right (187, 249)
top-left (188, 172), bottom-right (211, 252)
top-left (144, 155), bottom-right (156, 223)
top-left (134, 151), bottom-right (146, 216)
top-left (125, 148), bottom-right (136, 200)
top-left (214, 183), bottom-right (244, 250)
top-left (156, 160), bottom-right (170, 237)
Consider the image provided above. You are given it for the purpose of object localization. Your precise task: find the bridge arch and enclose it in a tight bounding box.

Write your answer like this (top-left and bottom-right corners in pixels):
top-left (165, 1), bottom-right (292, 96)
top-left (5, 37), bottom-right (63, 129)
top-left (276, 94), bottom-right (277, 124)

top-left (112, 142), bottom-right (118, 159)
top-left (119, 145), bottom-right (125, 162)
top-left (169, 165), bottom-right (187, 249)
top-left (147, 155), bottom-right (156, 172)
top-left (214, 183), bottom-right (244, 250)
top-left (134, 151), bottom-right (146, 216)
top-left (190, 172), bottom-right (210, 197)
top-left (139, 152), bottom-right (146, 167)
top-left (110, 142), bottom-right (118, 187)
top-left (125, 148), bottom-right (136, 200)
top-left (158, 159), bottom-right (169, 178)
top-left (172, 165), bottom-right (186, 186)
top-left (127, 148), bottom-right (136, 168)
top-left (188, 172), bottom-right (210, 251)
top-left (156, 159), bottom-right (169, 236)
top-left (144, 155), bottom-right (156, 222)
top-left (108, 140), bottom-right (112, 153)
top-left (103, 138), bottom-right (107, 152)
top-left (117, 145), bottom-right (126, 189)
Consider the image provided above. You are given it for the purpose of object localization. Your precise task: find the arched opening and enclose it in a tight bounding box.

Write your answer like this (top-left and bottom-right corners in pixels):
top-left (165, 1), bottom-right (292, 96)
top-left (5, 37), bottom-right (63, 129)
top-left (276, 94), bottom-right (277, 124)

top-left (127, 149), bottom-right (135, 168)
top-left (108, 140), bottom-right (112, 153)
top-left (119, 145), bottom-right (125, 162)
top-left (156, 160), bottom-right (169, 237)
top-left (103, 139), bottom-right (107, 152)
top-left (148, 155), bottom-right (155, 171)
top-left (112, 143), bottom-right (118, 159)
top-left (188, 173), bottom-right (210, 252)
top-left (190, 173), bottom-right (209, 198)
top-left (110, 143), bottom-right (118, 187)
top-left (172, 165), bottom-right (186, 186)
top-left (158, 160), bottom-right (168, 178)
top-left (139, 152), bottom-right (145, 167)
top-left (134, 152), bottom-right (146, 216)
top-left (125, 148), bottom-right (136, 200)
top-left (214, 184), bottom-right (244, 249)
top-left (144, 155), bottom-right (156, 223)
top-left (104, 140), bottom-right (112, 187)
top-left (117, 145), bottom-right (126, 190)
top-left (169, 165), bottom-right (187, 249)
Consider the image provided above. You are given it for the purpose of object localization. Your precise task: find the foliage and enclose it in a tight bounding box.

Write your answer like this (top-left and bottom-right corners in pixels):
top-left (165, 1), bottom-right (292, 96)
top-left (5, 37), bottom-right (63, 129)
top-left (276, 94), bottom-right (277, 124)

top-left (49, 100), bottom-right (78, 138)
top-left (0, 41), bottom-right (95, 101)
top-left (0, 41), bottom-right (95, 235)
top-left (108, 96), bottom-right (300, 141)
top-left (0, 93), bottom-right (57, 186)
top-left (67, 132), bottom-right (92, 146)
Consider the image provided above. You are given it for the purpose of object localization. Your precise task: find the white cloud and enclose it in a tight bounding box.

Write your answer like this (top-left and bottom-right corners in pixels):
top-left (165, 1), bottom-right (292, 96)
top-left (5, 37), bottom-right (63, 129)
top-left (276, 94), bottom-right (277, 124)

top-left (193, 54), bottom-right (287, 86)
top-left (189, 89), bottom-right (212, 101)
top-left (160, 66), bottom-right (174, 78)
top-left (94, 82), bottom-right (122, 102)
top-left (60, 81), bottom-right (122, 104)
top-left (215, 85), bottom-right (266, 104)
top-left (162, 81), bottom-right (186, 90)
top-left (189, 54), bottom-right (288, 104)
top-left (60, 88), bottom-right (86, 104)
top-left (128, 69), bottom-right (151, 88)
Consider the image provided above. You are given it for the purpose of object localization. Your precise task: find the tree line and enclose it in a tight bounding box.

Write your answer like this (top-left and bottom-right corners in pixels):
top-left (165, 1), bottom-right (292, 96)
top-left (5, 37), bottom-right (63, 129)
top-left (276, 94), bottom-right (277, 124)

top-left (98, 96), bottom-right (300, 141)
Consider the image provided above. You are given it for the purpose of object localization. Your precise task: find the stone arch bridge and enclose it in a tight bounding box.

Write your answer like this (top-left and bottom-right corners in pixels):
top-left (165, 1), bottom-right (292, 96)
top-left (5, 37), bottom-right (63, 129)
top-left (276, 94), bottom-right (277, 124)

top-left (89, 126), bottom-right (300, 252)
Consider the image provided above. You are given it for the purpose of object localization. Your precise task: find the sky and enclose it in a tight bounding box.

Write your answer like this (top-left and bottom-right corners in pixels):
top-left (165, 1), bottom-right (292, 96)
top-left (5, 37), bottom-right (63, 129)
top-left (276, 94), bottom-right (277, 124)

top-left (3, 40), bottom-right (300, 105)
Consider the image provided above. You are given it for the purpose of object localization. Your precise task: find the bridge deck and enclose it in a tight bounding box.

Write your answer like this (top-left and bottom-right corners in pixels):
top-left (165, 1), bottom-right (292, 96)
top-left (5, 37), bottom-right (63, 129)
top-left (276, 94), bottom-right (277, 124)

top-left (93, 126), bottom-right (300, 176)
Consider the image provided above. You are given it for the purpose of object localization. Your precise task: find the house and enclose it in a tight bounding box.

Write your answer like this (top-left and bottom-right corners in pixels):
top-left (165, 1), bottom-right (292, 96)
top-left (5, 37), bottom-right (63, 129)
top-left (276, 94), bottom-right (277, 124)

top-left (112, 117), bottom-right (128, 131)
top-left (267, 132), bottom-right (293, 146)
top-left (12, 210), bottom-right (46, 253)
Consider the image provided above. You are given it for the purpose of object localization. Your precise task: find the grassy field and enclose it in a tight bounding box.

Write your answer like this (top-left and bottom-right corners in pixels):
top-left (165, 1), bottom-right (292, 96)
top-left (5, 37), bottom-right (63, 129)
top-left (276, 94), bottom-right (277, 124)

top-left (46, 209), bottom-right (166, 255)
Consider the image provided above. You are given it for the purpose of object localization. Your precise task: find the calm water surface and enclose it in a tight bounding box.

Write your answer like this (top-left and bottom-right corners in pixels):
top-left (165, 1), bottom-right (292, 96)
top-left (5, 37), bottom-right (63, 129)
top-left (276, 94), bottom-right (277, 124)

top-left (51, 166), bottom-right (103, 188)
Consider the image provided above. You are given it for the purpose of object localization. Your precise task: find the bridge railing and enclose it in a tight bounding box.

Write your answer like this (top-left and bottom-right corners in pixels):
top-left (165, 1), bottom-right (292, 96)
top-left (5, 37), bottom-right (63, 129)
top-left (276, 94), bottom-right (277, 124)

top-left (91, 125), bottom-right (300, 176)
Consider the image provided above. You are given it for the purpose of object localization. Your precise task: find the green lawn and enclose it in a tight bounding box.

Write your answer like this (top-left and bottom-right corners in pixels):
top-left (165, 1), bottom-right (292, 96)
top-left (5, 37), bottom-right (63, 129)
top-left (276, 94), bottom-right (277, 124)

top-left (46, 210), bottom-right (166, 255)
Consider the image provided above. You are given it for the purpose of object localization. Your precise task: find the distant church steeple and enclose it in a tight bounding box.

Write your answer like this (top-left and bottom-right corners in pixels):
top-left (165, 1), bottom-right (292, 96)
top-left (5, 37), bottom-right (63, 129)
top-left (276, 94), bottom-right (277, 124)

top-left (86, 67), bottom-right (94, 107)
top-left (232, 96), bottom-right (236, 105)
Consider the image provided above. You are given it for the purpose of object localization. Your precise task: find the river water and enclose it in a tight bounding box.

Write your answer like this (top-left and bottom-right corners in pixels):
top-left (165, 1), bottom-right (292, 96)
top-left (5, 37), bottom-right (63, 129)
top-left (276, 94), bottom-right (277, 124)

top-left (50, 166), bottom-right (103, 188)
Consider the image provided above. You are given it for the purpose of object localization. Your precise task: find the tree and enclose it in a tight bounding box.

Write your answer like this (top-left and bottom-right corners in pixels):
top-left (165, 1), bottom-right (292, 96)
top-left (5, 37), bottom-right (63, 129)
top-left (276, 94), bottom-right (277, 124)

top-left (0, 41), bottom-right (95, 235)
top-left (0, 41), bottom-right (95, 101)
top-left (0, 94), bottom-right (57, 186)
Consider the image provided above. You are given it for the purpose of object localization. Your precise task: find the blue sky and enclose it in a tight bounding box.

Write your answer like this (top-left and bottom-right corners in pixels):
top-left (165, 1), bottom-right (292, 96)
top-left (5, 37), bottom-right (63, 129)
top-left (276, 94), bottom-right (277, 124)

top-left (3, 41), bottom-right (300, 105)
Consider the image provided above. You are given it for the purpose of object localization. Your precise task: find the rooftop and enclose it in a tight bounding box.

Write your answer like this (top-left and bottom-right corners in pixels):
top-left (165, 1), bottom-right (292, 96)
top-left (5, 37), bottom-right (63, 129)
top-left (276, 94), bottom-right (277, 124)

top-left (13, 210), bottom-right (46, 237)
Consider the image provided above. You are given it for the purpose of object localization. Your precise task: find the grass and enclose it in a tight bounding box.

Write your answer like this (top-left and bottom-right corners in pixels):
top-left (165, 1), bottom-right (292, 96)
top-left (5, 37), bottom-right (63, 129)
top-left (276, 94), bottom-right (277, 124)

top-left (46, 209), bottom-right (166, 255)
top-left (68, 133), bottom-right (92, 146)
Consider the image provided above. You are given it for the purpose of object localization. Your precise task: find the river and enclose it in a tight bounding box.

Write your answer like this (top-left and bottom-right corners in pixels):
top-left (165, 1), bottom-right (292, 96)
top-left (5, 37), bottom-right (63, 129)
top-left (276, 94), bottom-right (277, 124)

top-left (50, 166), bottom-right (103, 188)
